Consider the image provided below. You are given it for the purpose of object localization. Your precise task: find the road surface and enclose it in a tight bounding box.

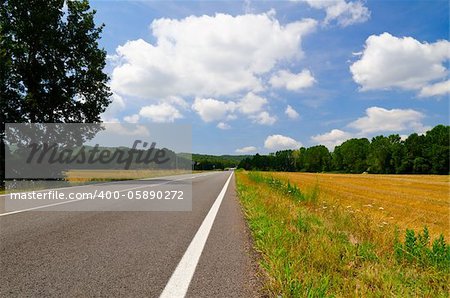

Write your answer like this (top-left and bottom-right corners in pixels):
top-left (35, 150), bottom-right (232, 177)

top-left (0, 172), bottom-right (260, 297)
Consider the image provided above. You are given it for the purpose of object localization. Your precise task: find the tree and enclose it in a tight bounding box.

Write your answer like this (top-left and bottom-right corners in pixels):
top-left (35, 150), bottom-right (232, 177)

top-left (274, 150), bottom-right (296, 172)
top-left (333, 138), bottom-right (370, 173)
top-left (0, 0), bottom-right (111, 187)
top-left (368, 136), bottom-right (393, 173)
top-left (424, 125), bottom-right (449, 174)
top-left (389, 135), bottom-right (405, 174)
top-left (236, 125), bottom-right (448, 175)
top-left (402, 133), bottom-right (426, 173)
top-left (304, 145), bottom-right (331, 172)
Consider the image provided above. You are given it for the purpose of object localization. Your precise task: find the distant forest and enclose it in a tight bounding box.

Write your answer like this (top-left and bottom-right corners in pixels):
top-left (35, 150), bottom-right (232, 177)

top-left (238, 125), bottom-right (449, 175)
top-left (188, 154), bottom-right (248, 171)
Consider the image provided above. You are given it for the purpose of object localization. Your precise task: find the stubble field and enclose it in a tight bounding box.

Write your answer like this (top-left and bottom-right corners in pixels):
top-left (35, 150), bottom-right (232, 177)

top-left (268, 172), bottom-right (449, 239)
top-left (236, 171), bottom-right (449, 296)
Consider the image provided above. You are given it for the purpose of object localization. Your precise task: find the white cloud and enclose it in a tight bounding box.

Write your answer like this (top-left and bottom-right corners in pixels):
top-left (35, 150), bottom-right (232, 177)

top-left (217, 122), bottom-right (231, 130)
top-left (270, 69), bottom-right (316, 91)
top-left (165, 96), bottom-right (189, 109)
top-left (101, 93), bottom-right (125, 123)
top-left (250, 111), bottom-right (276, 125)
top-left (110, 12), bottom-right (317, 99)
top-left (235, 146), bottom-right (258, 153)
top-left (192, 98), bottom-right (236, 122)
top-left (139, 103), bottom-right (183, 123)
top-left (264, 134), bottom-right (302, 150)
top-left (350, 33), bottom-right (450, 96)
top-left (348, 106), bottom-right (427, 134)
top-left (123, 114), bottom-right (140, 123)
top-left (192, 94), bottom-right (276, 126)
top-left (311, 129), bottom-right (353, 149)
top-left (105, 123), bottom-right (150, 137)
top-left (293, 0), bottom-right (370, 27)
top-left (312, 106), bottom-right (431, 149)
top-left (285, 105), bottom-right (300, 119)
top-left (419, 80), bottom-right (450, 97)
top-left (238, 92), bottom-right (268, 114)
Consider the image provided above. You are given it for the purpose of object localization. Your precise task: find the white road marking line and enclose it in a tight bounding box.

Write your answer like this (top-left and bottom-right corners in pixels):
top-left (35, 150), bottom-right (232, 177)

top-left (0, 198), bottom-right (86, 217)
top-left (159, 172), bottom-right (234, 298)
top-left (0, 172), bottom-right (221, 217)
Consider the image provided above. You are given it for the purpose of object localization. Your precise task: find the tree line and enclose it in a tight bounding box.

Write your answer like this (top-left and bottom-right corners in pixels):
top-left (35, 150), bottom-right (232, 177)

top-left (238, 125), bottom-right (449, 174)
top-left (189, 154), bottom-right (247, 171)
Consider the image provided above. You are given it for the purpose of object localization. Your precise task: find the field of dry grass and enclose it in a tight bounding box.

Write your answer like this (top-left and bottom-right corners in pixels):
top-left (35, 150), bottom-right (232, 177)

top-left (64, 169), bottom-right (193, 183)
top-left (236, 171), bottom-right (450, 296)
top-left (268, 172), bottom-right (449, 239)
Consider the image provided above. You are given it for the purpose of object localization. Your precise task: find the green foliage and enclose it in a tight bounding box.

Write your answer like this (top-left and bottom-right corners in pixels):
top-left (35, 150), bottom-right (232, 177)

top-left (1, 0), bottom-right (111, 186)
top-left (357, 242), bottom-right (379, 262)
top-left (1, 0), bottom-right (111, 124)
top-left (248, 172), bottom-right (306, 202)
top-left (238, 125), bottom-right (449, 175)
top-left (239, 146), bottom-right (332, 173)
top-left (394, 227), bottom-right (450, 271)
top-left (303, 145), bottom-right (331, 172)
top-left (333, 138), bottom-right (370, 173)
top-left (190, 153), bottom-right (248, 170)
top-left (367, 135), bottom-right (400, 173)
top-left (237, 173), bottom-right (450, 296)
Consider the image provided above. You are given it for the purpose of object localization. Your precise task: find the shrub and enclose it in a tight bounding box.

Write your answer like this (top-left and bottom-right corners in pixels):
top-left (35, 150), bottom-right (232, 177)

top-left (394, 226), bottom-right (450, 271)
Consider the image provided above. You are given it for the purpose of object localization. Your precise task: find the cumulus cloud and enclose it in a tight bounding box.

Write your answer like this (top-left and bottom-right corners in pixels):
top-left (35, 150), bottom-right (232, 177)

top-left (192, 93), bottom-right (276, 125)
top-left (285, 105), bottom-right (300, 119)
top-left (139, 103), bottom-right (183, 123)
top-left (418, 80), bottom-right (450, 97)
top-left (105, 123), bottom-right (150, 137)
top-left (217, 122), bottom-right (231, 130)
top-left (235, 146), bottom-right (258, 153)
top-left (270, 69), bottom-right (316, 91)
top-left (350, 33), bottom-right (450, 96)
top-left (110, 12), bottom-right (317, 99)
top-left (101, 93), bottom-right (125, 123)
top-left (264, 134), bottom-right (302, 150)
top-left (348, 106), bottom-right (428, 134)
top-left (311, 129), bottom-right (353, 149)
top-left (312, 106), bottom-right (431, 149)
top-left (238, 92), bottom-right (268, 114)
top-left (293, 0), bottom-right (370, 27)
top-left (165, 96), bottom-right (190, 109)
top-left (192, 98), bottom-right (236, 122)
top-left (250, 111), bottom-right (277, 125)
top-left (123, 114), bottom-right (140, 123)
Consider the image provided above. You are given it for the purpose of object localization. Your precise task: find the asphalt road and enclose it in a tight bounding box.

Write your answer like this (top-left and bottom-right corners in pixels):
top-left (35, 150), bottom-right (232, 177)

top-left (0, 172), bottom-right (260, 297)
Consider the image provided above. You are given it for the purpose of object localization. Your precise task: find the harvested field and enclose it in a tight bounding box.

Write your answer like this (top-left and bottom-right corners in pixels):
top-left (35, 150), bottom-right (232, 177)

top-left (267, 172), bottom-right (449, 239)
top-left (64, 169), bottom-right (193, 183)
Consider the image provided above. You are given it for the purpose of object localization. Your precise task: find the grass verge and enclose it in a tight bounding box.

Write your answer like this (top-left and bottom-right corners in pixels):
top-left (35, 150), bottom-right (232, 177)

top-left (236, 171), bottom-right (449, 297)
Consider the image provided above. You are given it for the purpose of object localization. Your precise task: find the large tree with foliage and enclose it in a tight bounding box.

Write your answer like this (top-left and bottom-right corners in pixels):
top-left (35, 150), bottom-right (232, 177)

top-left (0, 0), bottom-right (111, 186)
top-left (423, 125), bottom-right (449, 174)
top-left (303, 145), bottom-right (331, 172)
top-left (333, 138), bottom-right (370, 173)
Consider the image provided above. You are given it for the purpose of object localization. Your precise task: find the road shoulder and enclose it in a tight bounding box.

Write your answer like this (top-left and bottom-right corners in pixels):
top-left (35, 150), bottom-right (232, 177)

top-left (186, 173), bottom-right (264, 297)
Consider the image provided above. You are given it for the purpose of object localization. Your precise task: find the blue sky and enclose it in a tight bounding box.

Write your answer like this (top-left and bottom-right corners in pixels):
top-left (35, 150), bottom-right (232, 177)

top-left (92, 0), bottom-right (449, 155)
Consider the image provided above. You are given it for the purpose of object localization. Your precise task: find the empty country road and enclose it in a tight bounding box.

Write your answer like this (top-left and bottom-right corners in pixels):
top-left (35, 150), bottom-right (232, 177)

top-left (0, 172), bottom-right (260, 297)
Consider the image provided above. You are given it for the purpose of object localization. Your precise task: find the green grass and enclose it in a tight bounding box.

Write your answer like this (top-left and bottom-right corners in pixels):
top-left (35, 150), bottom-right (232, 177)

top-left (236, 171), bottom-right (450, 297)
top-left (394, 227), bottom-right (450, 271)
